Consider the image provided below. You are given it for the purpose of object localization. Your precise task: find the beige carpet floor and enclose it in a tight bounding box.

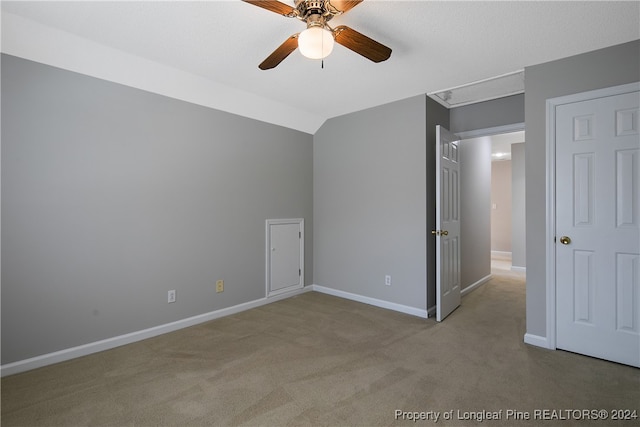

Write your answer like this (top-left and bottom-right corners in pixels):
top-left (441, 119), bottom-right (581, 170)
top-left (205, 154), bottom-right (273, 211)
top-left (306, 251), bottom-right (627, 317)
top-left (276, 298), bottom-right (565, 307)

top-left (2, 267), bottom-right (639, 426)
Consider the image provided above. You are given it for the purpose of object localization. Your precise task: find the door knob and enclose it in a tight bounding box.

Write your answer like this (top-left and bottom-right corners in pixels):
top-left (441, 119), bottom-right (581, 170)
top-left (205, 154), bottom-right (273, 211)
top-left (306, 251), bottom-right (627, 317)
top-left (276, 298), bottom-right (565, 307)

top-left (559, 236), bottom-right (571, 245)
top-left (441, 230), bottom-right (449, 236)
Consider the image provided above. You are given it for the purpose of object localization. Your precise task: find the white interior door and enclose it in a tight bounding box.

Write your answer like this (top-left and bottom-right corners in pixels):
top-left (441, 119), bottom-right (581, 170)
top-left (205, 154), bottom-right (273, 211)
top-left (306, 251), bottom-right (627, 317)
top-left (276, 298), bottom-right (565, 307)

top-left (266, 219), bottom-right (304, 296)
top-left (555, 89), bottom-right (639, 367)
top-left (435, 125), bottom-right (462, 321)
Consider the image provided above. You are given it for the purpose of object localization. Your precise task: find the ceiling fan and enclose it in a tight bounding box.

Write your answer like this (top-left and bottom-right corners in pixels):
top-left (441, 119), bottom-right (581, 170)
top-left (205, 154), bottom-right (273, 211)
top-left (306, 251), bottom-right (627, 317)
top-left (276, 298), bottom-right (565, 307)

top-left (243, 0), bottom-right (392, 70)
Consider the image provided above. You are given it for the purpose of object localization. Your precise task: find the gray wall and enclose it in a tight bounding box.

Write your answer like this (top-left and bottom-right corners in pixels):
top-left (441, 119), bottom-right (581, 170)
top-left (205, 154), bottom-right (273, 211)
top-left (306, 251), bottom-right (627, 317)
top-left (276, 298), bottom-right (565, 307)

top-left (1, 55), bottom-right (314, 364)
top-left (314, 95), bottom-right (427, 310)
top-left (524, 40), bottom-right (640, 338)
top-left (491, 160), bottom-right (512, 252)
top-left (511, 143), bottom-right (526, 268)
top-left (460, 137), bottom-right (492, 289)
top-left (450, 94), bottom-right (524, 133)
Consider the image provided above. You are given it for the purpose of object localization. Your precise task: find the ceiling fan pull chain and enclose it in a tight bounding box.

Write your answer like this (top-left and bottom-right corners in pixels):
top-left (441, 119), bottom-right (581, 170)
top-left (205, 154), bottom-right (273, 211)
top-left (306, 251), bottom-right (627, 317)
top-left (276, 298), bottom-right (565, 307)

top-left (322, 29), bottom-right (325, 69)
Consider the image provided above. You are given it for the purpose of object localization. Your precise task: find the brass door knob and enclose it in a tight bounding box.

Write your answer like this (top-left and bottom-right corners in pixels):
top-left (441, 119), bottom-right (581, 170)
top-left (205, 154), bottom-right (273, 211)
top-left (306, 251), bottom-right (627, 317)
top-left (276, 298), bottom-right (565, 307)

top-left (559, 236), bottom-right (571, 245)
top-left (441, 230), bottom-right (449, 236)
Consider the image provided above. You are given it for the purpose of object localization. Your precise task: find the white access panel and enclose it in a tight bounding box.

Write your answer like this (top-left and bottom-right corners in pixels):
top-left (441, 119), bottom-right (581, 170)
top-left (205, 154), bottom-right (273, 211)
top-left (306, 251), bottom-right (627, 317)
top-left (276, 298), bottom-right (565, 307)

top-left (266, 219), bottom-right (304, 297)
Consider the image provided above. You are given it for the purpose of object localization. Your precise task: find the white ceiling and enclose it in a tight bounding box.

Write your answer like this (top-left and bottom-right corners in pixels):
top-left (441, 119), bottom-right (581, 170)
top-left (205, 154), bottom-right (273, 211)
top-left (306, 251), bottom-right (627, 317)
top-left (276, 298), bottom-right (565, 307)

top-left (490, 131), bottom-right (524, 161)
top-left (2, 1), bottom-right (639, 134)
top-left (462, 131), bottom-right (525, 161)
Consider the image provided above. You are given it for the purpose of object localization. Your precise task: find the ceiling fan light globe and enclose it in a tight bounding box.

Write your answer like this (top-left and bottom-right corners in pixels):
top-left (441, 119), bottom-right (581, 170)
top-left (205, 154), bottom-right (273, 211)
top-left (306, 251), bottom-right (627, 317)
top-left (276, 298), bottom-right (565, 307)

top-left (298, 27), bottom-right (334, 59)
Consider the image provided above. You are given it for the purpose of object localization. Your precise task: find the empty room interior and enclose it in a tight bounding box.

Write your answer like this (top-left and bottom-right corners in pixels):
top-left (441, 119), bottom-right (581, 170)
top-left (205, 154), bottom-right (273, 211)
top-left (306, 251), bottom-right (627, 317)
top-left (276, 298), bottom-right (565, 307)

top-left (1, 1), bottom-right (639, 426)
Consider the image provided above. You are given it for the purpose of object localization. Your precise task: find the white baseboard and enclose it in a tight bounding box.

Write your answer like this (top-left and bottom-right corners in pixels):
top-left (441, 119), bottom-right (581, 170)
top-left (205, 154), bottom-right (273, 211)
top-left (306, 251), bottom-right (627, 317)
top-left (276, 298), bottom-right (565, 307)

top-left (461, 274), bottom-right (492, 297)
top-left (1, 286), bottom-right (312, 377)
top-left (2, 285), bottom-right (429, 376)
top-left (524, 333), bottom-right (552, 349)
top-left (511, 266), bottom-right (526, 273)
top-left (491, 251), bottom-right (512, 259)
top-left (311, 285), bottom-right (428, 319)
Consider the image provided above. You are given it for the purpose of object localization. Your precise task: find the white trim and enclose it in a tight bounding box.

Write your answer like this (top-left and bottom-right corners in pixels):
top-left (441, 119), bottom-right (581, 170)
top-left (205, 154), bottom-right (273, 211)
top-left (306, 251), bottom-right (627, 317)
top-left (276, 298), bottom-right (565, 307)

top-left (491, 250), bottom-right (512, 259)
top-left (456, 123), bottom-right (525, 141)
top-left (428, 70), bottom-right (525, 109)
top-left (523, 333), bottom-right (551, 349)
top-left (545, 94), bottom-right (558, 351)
top-left (312, 285), bottom-right (428, 319)
top-left (429, 90), bottom-right (525, 110)
top-left (511, 266), bottom-right (526, 273)
top-left (0, 286), bottom-right (311, 377)
top-left (265, 219), bottom-right (304, 298)
top-left (544, 82), bottom-right (640, 352)
top-left (461, 274), bottom-right (492, 297)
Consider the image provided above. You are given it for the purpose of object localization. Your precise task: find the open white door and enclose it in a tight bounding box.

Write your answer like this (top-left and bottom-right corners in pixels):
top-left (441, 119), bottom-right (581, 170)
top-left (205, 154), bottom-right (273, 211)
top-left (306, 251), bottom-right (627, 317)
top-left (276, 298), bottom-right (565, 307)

top-left (555, 87), bottom-right (639, 367)
top-left (435, 125), bottom-right (462, 321)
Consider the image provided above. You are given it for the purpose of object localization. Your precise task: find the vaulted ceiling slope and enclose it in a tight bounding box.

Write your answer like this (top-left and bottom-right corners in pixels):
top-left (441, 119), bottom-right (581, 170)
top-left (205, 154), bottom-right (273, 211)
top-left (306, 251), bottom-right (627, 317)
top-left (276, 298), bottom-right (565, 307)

top-left (2, 1), bottom-right (639, 134)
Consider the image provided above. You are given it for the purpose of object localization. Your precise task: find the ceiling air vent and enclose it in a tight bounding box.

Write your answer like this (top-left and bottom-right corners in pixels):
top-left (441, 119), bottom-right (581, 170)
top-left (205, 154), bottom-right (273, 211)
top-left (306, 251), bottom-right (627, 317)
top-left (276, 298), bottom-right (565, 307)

top-left (428, 70), bottom-right (524, 108)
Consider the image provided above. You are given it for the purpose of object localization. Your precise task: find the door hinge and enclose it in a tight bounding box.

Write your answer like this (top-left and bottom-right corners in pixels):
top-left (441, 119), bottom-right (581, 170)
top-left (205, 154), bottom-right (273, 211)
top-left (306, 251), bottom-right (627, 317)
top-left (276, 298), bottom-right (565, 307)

top-left (299, 268), bottom-right (301, 276)
top-left (299, 231), bottom-right (301, 238)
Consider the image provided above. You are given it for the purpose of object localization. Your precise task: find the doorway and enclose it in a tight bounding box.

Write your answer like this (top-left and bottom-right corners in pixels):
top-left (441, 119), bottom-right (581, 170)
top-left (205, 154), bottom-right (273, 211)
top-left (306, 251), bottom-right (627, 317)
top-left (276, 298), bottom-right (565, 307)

top-left (456, 124), bottom-right (526, 294)
top-left (489, 132), bottom-right (526, 273)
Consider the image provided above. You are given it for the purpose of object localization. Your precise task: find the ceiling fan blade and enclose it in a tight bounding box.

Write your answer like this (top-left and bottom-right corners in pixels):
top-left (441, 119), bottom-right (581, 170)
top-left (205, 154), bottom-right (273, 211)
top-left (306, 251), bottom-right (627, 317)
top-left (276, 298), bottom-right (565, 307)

top-left (259, 34), bottom-right (299, 70)
top-left (242, 0), bottom-right (296, 16)
top-left (333, 25), bottom-right (391, 63)
top-left (329, 0), bottom-right (363, 14)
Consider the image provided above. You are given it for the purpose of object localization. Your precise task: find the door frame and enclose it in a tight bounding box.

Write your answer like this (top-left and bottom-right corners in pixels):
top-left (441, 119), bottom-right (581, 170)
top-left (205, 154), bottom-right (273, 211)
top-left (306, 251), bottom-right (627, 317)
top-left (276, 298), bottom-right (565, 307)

top-left (544, 82), bottom-right (640, 350)
top-left (456, 123), bottom-right (525, 141)
top-left (265, 218), bottom-right (304, 298)
top-left (431, 122), bottom-right (524, 318)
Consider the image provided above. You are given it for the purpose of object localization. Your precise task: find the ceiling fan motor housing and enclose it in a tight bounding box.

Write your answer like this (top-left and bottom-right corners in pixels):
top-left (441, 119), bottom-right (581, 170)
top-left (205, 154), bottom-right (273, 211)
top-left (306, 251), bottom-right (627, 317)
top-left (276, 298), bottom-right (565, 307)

top-left (295, 0), bottom-right (336, 23)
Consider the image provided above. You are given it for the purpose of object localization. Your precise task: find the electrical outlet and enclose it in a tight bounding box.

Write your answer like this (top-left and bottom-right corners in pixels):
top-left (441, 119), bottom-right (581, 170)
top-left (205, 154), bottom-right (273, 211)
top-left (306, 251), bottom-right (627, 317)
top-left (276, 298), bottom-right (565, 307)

top-left (168, 290), bottom-right (176, 303)
top-left (216, 280), bottom-right (224, 293)
top-left (385, 275), bottom-right (392, 286)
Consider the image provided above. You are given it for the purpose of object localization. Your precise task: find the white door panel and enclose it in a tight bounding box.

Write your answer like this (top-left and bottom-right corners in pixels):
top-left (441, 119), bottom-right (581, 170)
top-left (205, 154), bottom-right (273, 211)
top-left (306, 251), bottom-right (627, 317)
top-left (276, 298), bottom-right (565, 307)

top-left (556, 90), bottom-right (640, 367)
top-left (436, 126), bottom-right (461, 321)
